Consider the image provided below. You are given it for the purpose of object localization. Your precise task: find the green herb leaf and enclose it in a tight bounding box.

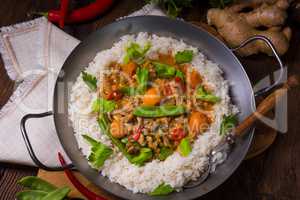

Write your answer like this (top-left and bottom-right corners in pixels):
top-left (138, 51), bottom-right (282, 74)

top-left (121, 137), bottom-right (129, 144)
top-left (149, 183), bottom-right (174, 196)
top-left (123, 42), bottom-right (151, 64)
top-left (153, 62), bottom-right (176, 78)
top-left (178, 137), bottom-right (192, 157)
top-left (40, 186), bottom-right (70, 200)
top-left (158, 147), bottom-right (173, 161)
top-left (92, 98), bottom-right (116, 113)
top-left (16, 190), bottom-right (48, 200)
top-left (82, 71), bottom-right (97, 91)
top-left (82, 135), bottom-right (113, 169)
top-left (133, 105), bottom-right (186, 118)
top-left (131, 148), bottom-right (153, 166)
top-left (220, 114), bottom-right (238, 135)
top-left (146, 0), bottom-right (193, 17)
top-left (175, 50), bottom-right (194, 64)
top-left (17, 176), bottom-right (57, 192)
top-left (136, 67), bottom-right (149, 94)
top-left (196, 86), bottom-right (221, 103)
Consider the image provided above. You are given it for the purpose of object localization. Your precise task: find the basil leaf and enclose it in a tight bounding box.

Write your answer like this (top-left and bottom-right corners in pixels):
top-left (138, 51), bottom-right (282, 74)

top-left (153, 62), bottom-right (176, 78)
top-left (82, 135), bottom-right (113, 169)
top-left (158, 147), bottom-right (173, 161)
top-left (92, 98), bottom-right (116, 113)
top-left (175, 50), bottom-right (193, 64)
top-left (196, 86), bottom-right (221, 103)
top-left (178, 137), bottom-right (192, 157)
top-left (131, 148), bottom-right (153, 166)
top-left (17, 176), bottom-right (57, 192)
top-left (82, 71), bottom-right (97, 91)
top-left (133, 105), bottom-right (186, 118)
top-left (149, 183), bottom-right (174, 196)
top-left (220, 114), bottom-right (238, 136)
top-left (136, 67), bottom-right (149, 94)
top-left (40, 186), bottom-right (70, 200)
top-left (123, 42), bottom-right (151, 64)
top-left (16, 190), bottom-right (48, 200)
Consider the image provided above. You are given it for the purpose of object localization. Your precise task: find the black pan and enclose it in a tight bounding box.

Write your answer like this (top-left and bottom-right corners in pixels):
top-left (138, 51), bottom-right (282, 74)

top-left (21, 16), bottom-right (284, 200)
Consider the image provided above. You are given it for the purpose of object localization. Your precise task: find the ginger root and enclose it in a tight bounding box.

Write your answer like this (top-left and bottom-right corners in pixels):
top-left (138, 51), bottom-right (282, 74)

top-left (207, 0), bottom-right (292, 57)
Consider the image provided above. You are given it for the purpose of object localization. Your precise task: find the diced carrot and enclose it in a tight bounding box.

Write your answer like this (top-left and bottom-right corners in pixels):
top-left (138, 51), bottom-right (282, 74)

top-left (188, 69), bottom-right (202, 89)
top-left (142, 87), bottom-right (161, 106)
top-left (121, 61), bottom-right (137, 76)
top-left (188, 111), bottom-right (209, 138)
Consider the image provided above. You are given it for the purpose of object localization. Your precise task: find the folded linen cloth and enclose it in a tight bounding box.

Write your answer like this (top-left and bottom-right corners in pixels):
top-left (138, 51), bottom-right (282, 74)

top-left (0, 4), bottom-right (165, 167)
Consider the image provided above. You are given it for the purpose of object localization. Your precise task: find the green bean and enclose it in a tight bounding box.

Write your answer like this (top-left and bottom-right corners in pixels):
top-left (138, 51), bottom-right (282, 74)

top-left (133, 105), bottom-right (186, 117)
top-left (17, 176), bottom-right (57, 192)
top-left (16, 190), bottom-right (47, 200)
top-left (41, 186), bottom-right (70, 200)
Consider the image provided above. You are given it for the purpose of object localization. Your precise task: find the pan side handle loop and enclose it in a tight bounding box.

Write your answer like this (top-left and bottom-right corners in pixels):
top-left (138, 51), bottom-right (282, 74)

top-left (20, 111), bottom-right (74, 171)
top-left (231, 35), bottom-right (285, 97)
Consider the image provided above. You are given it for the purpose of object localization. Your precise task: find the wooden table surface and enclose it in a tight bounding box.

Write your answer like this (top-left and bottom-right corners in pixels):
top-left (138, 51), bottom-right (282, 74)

top-left (1, 0), bottom-right (300, 199)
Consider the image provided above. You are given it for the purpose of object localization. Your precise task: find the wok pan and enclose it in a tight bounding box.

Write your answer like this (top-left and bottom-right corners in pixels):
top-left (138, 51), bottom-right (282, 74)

top-left (20, 16), bottom-right (284, 200)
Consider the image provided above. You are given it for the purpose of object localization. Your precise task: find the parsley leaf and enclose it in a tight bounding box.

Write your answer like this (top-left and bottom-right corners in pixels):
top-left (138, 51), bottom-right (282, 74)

top-left (153, 62), bottom-right (176, 78)
top-left (175, 50), bottom-right (194, 64)
top-left (123, 42), bottom-right (151, 64)
top-left (196, 86), bottom-right (221, 103)
top-left (82, 135), bottom-right (113, 169)
top-left (91, 98), bottom-right (116, 113)
top-left (131, 148), bottom-right (153, 166)
top-left (149, 183), bottom-right (174, 196)
top-left (82, 71), bottom-right (97, 91)
top-left (220, 114), bottom-right (238, 135)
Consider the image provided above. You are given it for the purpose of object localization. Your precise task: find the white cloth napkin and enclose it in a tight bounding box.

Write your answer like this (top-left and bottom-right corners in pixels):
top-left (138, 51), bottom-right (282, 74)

top-left (0, 4), bottom-right (165, 167)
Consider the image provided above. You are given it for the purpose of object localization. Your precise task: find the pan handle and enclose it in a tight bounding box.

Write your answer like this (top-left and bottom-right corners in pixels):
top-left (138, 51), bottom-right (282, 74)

top-left (231, 35), bottom-right (284, 97)
top-left (20, 111), bottom-right (74, 171)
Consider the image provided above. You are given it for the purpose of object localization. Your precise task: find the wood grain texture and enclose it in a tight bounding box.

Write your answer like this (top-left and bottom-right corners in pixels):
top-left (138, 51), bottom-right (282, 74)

top-left (0, 0), bottom-right (300, 200)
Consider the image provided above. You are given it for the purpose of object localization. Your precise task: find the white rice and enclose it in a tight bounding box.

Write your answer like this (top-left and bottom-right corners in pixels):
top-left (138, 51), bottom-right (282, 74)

top-left (69, 32), bottom-right (237, 193)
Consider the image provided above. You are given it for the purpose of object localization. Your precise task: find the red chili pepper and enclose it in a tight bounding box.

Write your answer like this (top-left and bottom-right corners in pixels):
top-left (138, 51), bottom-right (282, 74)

top-left (45, 0), bottom-right (113, 24)
top-left (107, 90), bottom-right (123, 100)
top-left (131, 126), bottom-right (143, 141)
top-left (59, 0), bottom-right (69, 28)
top-left (175, 76), bottom-right (181, 82)
top-left (58, 152), bottom-right (106, 200)
top-left (171, 128), bottom-right (186, 141)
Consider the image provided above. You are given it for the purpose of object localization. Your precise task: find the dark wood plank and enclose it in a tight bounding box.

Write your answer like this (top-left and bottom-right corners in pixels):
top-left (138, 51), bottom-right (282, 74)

top-left (0, 0), bottom-right (300, 200)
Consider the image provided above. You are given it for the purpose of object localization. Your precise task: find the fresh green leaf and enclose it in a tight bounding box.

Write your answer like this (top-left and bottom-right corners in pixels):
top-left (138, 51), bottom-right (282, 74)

top-left (146, 0), bottom-right (193, 17)
top-left (178, 137), bottom-right (192, 157)
top-left (133, 105), bottom-right (186, 117)
top-left (16, 190), bottom-right (48, 200)
top-left (136, 67), bottom-right (149, 93)
top-left (82, 135), bottom-right (113, 169)
top-left (17, 176), bottom-right (57, 192)
top-left (153, 62), bottom-right (176, 78)
top-left (149, 183), bottom-right (174, 196)
top-left (92, 98), bottom-right (116, 113)
top-left (131, 148), bottom-right (153, 166)
top-left (123, 42), bottom-right (151, 64)
top-left (195, 86), bottom-right (221, 103)
top-left (158, 147), bottom-right (173, 161)
top-left (82, 71), bottom-right (97, 91)
top-left (175, 50), bottom-right (194, 64)
top-left (40, 186), bottom-right (70, 200)
top-left (220, 114), bottom-right (238, 135)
